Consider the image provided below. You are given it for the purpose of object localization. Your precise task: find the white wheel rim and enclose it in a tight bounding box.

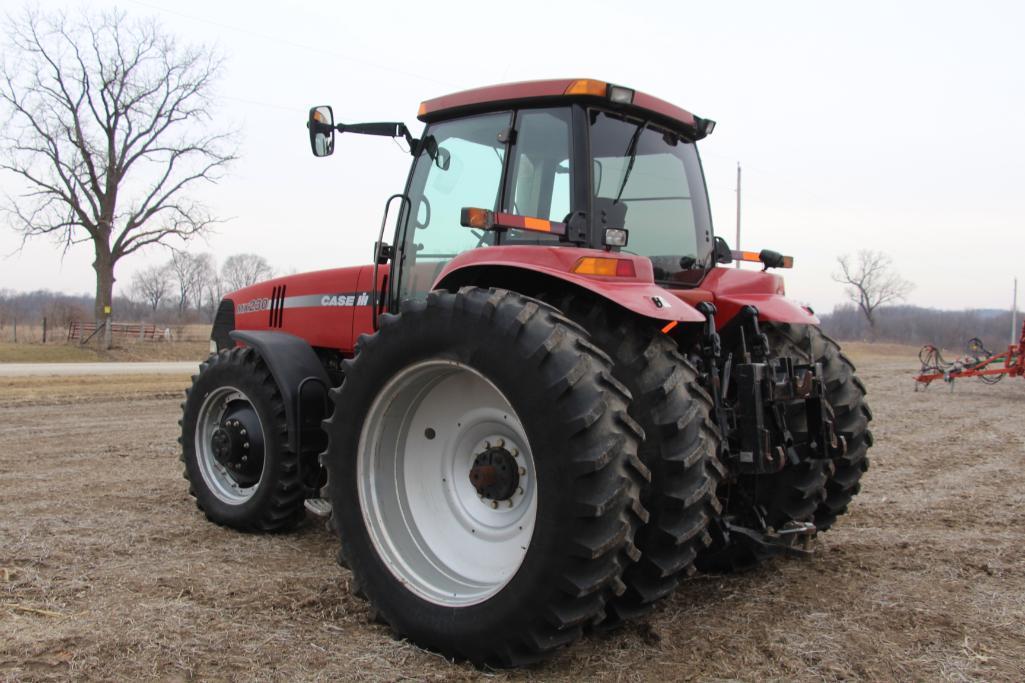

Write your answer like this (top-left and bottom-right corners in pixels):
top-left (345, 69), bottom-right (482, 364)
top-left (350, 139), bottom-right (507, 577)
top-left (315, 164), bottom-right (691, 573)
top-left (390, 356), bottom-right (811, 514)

top-left (195, 386), bottom-right (264, 504)
top-left (356, 360), bottom-right (537, 607)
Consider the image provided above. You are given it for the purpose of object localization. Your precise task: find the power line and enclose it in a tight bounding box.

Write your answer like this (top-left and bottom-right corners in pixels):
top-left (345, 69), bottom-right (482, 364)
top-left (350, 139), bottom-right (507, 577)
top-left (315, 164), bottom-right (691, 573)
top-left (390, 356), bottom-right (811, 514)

top-left (123, 0), bottom-right (456, 87)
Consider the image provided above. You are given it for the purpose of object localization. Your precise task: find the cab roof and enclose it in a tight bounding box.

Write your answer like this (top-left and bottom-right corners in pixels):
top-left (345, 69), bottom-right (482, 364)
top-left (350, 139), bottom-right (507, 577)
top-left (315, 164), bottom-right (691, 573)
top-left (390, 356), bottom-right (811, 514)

top-left (417, 78), bottom-right (712, 138)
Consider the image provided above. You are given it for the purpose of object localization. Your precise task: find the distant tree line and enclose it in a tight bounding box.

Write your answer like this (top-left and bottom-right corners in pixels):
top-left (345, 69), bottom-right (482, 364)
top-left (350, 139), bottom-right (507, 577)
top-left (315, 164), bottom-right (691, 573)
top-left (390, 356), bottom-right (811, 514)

top-left (820, 304), bottom-right (1019, 352)
top-left (0, 251), bottom-right (273, 333)
top-left (131, 251), bottom-right (273, 322)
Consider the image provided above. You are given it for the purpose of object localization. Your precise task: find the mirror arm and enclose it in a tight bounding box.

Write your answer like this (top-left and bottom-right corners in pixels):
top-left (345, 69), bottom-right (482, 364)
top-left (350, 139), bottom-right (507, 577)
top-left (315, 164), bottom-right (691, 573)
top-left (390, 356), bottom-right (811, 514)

top-left (335, 121), bottom-right (418, 154)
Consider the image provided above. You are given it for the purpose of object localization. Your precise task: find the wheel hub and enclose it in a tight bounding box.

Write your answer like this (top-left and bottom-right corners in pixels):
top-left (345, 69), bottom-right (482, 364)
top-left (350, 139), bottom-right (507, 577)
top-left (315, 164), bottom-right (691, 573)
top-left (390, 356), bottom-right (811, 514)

top-left (469, 444), bottom-right (520, 501)
top-left (208, 406), bottom-right (263, 487)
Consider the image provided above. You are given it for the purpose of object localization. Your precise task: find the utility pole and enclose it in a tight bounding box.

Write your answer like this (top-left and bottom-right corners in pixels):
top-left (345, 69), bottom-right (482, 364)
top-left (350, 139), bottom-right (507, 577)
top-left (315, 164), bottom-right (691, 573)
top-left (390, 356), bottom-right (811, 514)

top-left (735, 162), bottom-right (742, 268)
top-left (1013, 277), bottom-right (1019, 345)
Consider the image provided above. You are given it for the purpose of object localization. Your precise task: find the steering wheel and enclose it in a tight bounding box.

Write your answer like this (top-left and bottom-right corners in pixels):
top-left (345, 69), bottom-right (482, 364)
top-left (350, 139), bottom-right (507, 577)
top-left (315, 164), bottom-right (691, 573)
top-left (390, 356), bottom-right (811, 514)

top-left (414, 196), bottom-right (431, 229)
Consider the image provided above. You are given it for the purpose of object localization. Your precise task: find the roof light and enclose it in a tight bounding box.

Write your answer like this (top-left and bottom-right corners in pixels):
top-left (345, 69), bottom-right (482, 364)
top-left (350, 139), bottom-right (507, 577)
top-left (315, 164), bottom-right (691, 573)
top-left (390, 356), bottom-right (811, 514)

top-left (564, 79), bottom-right (608, 97)
top-left (417, 102), bottom-right (428, 117)
top-left (572, 257), bottom-right (636, 278)
top-left (608, 85), bottom-right (634, 104)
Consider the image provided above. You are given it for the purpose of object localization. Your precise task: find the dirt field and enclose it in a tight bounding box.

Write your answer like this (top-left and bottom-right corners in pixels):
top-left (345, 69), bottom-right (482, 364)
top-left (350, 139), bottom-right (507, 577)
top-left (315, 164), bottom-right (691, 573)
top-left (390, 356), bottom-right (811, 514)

top-left (2, 344), bottom-right (1023, 681)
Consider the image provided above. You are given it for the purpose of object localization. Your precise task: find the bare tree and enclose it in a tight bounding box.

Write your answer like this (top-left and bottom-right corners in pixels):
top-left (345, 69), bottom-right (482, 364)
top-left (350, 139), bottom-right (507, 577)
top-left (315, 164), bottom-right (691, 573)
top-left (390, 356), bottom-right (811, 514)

top-left (221, 253), bottom-right (273, 291)
top-left (833, 250), bottom-right (914, 335)
top-left (169, 250), bottom-right (215, 316)
top-left (0, 7), bottom-right (236, 346)
top-left (188, 253), bottom-right (217, 317)
top-left (130, 263), bottom-right (171, 311)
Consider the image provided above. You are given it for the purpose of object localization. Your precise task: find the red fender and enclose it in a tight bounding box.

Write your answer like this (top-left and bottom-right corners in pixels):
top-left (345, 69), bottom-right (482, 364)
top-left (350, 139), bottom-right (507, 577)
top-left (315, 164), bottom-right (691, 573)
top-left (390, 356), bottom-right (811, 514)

top-left (434, 246), bottom-right (705, 323)
top-left (670, 267), bottom-right (819, 327)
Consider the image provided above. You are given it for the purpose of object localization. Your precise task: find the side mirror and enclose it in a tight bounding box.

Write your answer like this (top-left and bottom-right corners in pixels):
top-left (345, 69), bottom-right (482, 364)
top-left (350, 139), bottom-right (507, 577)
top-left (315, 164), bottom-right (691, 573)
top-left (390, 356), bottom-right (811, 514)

top-left (714, 236), bottom-right (733, 264)
top-left (435, 146), bottom-right (451, 171)
top-left (307, 106), bottom-right (335, 157)
top-left (420, 135), bottom-right (451, 170)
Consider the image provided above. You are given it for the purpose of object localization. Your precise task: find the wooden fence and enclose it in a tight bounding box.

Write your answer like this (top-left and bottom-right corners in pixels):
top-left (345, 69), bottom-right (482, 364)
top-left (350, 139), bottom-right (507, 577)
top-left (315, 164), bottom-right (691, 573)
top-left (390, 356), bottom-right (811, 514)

top-left (67, 321), bottom-right (159, 343)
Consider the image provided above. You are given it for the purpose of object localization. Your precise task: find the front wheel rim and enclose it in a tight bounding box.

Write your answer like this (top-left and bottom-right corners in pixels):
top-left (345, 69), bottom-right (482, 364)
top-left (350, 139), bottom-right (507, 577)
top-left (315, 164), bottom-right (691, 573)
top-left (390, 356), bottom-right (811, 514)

top-left (195, 386), bottom-right (266, 505)
top-left (357, 360), bottom-right (538, 607)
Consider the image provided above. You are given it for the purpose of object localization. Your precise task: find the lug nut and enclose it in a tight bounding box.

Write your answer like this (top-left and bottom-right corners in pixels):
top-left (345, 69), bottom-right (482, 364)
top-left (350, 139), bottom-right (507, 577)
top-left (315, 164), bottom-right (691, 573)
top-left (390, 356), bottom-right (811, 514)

top-left (483, 440), bottom-right (491, 449)
top-left (491, 500), bottom-right (498, 509)
top-left (243, 442), bottom-right (250, 449)
top-left (496, 438), bottom-right (505, 448)
top-left (507, 500), bottom-right (514, 508)
top-left (240, 429), bottom-right (247, 436)
top-left (517, 487), bottom-right (523, 496)
top-left (511, 448), bottom-right (519, 457)
top-left (242, 456), bottom-right (248, 462)
top-left (519, 467), bottom-right (526, 476)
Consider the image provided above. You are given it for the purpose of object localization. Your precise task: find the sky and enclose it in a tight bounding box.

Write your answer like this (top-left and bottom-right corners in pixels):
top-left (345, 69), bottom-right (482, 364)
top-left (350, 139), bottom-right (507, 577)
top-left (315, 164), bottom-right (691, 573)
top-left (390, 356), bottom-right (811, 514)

top-left (1, 0), bottom-right (1022, 314)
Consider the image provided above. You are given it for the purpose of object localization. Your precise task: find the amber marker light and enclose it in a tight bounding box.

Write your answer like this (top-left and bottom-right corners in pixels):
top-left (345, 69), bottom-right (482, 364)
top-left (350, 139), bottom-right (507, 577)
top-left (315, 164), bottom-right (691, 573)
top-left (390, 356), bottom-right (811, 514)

top-left (732, 250), bottom-right (763, 263)
top-left (564, 79), bottom-right (608, 97)
top-left (571, 257), bottom-right (636, 277)
top-left (460, 207), bottom-right (493, 229)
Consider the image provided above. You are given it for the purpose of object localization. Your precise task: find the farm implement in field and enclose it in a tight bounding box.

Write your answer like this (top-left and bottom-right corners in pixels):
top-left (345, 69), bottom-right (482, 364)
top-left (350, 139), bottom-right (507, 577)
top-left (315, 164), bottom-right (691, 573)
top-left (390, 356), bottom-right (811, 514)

top-left (914, 320), bottom-right (1025, 389)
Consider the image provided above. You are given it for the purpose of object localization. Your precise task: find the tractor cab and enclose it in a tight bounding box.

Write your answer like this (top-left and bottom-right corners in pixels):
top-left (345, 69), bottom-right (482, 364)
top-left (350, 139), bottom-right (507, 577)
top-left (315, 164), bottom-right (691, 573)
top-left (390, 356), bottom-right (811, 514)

top-left (308, 79), bottom-right (723, 316)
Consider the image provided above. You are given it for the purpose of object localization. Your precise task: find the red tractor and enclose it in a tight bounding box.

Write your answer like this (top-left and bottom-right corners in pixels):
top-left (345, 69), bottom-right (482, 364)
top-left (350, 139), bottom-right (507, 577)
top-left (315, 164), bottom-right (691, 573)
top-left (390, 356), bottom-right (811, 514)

top-left (179, 79), bottom-right (872, 666)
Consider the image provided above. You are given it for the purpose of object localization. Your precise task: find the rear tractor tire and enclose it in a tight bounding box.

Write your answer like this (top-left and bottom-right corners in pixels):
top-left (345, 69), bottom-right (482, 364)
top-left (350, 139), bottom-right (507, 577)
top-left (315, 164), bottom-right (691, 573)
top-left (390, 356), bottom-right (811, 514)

top-left (179, 347), bottom-right (307, 532)
top-left (762, 323), bottom-right (873, 531)
top-left (322, 287), bottom-right (647, 666)
top-left (547, 294), bottom-right (723, 622)
top-left (696, 322), bottom-right (872, 571)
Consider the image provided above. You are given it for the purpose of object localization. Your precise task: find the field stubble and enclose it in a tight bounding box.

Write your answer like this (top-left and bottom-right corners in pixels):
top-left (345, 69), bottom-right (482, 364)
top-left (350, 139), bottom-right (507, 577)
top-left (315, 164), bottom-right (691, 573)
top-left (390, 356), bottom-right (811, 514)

top-left (1, 343), bottom-right (1023, 681)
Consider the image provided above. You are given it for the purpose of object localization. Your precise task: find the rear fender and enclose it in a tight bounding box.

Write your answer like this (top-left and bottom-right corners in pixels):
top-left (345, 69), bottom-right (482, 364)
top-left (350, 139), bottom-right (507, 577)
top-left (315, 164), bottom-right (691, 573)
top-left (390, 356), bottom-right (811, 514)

top-left (229, 330), bottom-right (331, 454)
top-left (675, 267), bottom-right (819, 327)
top-left (433, 246), bottom-right (705, 323)
top-left (715, 294), bottom-right (818, 326)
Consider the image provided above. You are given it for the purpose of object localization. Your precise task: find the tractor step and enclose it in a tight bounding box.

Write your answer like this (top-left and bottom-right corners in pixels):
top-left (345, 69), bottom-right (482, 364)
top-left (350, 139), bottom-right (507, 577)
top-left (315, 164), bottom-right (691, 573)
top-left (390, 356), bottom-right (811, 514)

top-left (304, 497), bottom-right (332, 518)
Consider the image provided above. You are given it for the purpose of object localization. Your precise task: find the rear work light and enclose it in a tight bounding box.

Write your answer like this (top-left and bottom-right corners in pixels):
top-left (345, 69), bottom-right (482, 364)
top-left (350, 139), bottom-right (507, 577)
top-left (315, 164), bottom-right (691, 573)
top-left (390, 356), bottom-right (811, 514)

top-left (571, 257), bottom-right (636, 278)
top-left (603, 228), bottom-right (629, 247)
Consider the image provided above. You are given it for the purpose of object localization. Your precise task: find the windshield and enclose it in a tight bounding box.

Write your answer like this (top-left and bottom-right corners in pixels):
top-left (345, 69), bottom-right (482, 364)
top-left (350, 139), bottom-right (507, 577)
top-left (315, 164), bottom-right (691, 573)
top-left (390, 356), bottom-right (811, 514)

top-left (589, 110), bottom-right (713, 285)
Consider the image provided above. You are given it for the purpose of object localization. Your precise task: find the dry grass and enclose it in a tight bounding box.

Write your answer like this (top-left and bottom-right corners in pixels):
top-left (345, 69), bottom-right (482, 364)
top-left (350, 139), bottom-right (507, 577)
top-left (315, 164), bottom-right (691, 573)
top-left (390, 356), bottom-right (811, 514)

top-left (0, 341), bottom-right (209, 364)
top-left (1, 347), bottom-right (1024, 681)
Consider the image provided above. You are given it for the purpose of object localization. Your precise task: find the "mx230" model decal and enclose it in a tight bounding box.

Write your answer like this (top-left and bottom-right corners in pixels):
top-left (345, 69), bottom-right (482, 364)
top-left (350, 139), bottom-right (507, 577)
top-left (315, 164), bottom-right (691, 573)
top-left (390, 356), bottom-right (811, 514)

top-left (236, 291), bottom-right (373, 315)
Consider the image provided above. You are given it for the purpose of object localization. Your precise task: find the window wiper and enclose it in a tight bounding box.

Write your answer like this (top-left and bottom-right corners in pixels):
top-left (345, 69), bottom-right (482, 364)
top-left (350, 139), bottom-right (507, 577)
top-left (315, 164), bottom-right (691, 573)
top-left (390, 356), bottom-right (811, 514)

top-left (613, 120), bottom-right (648, 204)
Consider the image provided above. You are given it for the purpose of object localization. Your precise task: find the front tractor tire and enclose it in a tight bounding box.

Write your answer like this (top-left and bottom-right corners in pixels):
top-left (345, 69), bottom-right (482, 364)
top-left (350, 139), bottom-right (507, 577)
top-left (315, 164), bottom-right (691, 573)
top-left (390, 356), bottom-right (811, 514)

top-left (322, 288), bottom-right (647, 666)
top-left (179, 348), bottom-right (307, 532)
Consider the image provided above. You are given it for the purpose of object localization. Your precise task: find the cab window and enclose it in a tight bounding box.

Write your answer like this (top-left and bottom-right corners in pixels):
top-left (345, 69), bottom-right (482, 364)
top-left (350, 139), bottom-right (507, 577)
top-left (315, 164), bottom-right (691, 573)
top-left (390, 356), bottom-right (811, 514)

top-left (397, 112), bottom-right (510, 301)
top-left (503, 108), bottom-right (572, 243)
